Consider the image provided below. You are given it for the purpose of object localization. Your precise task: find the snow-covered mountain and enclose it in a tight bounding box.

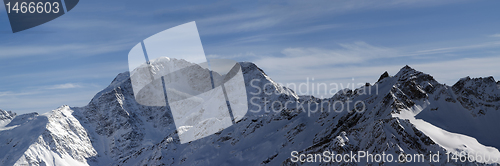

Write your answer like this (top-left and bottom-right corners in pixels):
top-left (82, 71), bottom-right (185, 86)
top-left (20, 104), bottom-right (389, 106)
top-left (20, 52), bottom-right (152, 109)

top-left (1, 60), bottom-right (500, 165)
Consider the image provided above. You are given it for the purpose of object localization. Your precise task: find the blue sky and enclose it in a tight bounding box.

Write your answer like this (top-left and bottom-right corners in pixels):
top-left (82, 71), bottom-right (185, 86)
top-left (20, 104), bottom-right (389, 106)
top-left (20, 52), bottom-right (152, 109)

top-left (1, 0), bottom-right (499, 114)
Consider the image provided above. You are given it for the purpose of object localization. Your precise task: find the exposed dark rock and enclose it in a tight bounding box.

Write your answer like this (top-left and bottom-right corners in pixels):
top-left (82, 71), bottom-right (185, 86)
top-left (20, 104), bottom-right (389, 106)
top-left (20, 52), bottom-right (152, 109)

top-left (377, 71), bottom-right (390, 82)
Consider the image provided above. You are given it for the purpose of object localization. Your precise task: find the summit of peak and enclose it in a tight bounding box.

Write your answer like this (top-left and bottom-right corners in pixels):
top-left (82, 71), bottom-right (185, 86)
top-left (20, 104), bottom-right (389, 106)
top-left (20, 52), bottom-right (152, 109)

top-left (393, 65), bottom-right (437, 84)
top-left (453, 76), bottom-right (498, 90)
top-left (0, 109), bottom-right (16, 120)
top-left (402, 65), bottom-right (413, 70)
top-left (239, 61), bottom-right (268, 76)
top-left (456, 76), bottom-right (496, 83)
top-left (377, 71), bottom-right (390, 83)
top-left (395, 65), bottom-right (419, 77)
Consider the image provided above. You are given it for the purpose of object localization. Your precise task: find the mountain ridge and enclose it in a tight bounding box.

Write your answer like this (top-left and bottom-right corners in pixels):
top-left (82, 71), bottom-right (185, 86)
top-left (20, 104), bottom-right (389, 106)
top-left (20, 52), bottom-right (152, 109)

top-left (1, 62), bottom-right (499, 165)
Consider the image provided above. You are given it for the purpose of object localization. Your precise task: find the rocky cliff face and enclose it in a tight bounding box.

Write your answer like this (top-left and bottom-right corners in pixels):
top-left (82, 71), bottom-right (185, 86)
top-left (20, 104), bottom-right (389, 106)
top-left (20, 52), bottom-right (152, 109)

top-left (1, 61), bottom-right (499, 165)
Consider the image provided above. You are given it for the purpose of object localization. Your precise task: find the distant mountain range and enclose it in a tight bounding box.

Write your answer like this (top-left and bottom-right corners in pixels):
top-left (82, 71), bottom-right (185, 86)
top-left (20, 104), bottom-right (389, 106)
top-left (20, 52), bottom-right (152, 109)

top-left (1, 59), bottom-right (500, 165)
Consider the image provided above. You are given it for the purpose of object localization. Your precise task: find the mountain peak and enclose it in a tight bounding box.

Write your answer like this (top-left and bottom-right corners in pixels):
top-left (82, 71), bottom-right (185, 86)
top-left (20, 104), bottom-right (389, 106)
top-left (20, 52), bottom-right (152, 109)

top-left (377, 71), bottom-right (390, 82)
top-left (0, 109), bottom-right (16, 121)
top-left (452, 75), bottom-right (500, 113)
top-left (395, 65), bottom-right (419, 78)
top-left (240, 61), bottom-right (268, 76)
top-left (453, 76), bottom-right (498, 91)
top-left (393, 65), bottom-right (437, 85)
top-left (455, 76), bottom-right (496, 86)
top-left (402, 64), bottom-right (412, 70)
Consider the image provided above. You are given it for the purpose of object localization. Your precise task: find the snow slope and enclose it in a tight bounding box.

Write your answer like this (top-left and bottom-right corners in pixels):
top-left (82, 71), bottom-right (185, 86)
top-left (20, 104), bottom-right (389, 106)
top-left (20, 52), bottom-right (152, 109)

top-left (0, 107), bottom-right (96, 166)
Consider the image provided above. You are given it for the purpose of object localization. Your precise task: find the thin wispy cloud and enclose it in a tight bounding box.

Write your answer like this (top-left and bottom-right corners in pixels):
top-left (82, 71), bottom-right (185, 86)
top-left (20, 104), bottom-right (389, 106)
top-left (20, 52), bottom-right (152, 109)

top-left (254, 42), bottom-right (398, 71)
top-left (0, 91), bottom-right (40, 97)
top-left (197, 0), bottom-right (467, 36)
top-left (0, 82), bottom-right (100, 113)
top-left (0, 89), bottom-right (97, 113)
top-left (0, 42), bottom-right (131, 59)
top-left (249, 39), bottom-right (500, 97)
top-left (46, 83), bottom-right (82, 90)
top-left (411, 56), bottom-right (500, 84)
top-left (207, 52), bottom-right (257, 59)
top-left (412, 41), bottom-right (500, 56)
top-left (0, 45), bottom-right (86, 58)
top-left (1, 61), bottom-right (127, 83)
top-left (218, 23), bottom-right (344, 46)
top-left (490, 34), bottom-right (500, 38)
